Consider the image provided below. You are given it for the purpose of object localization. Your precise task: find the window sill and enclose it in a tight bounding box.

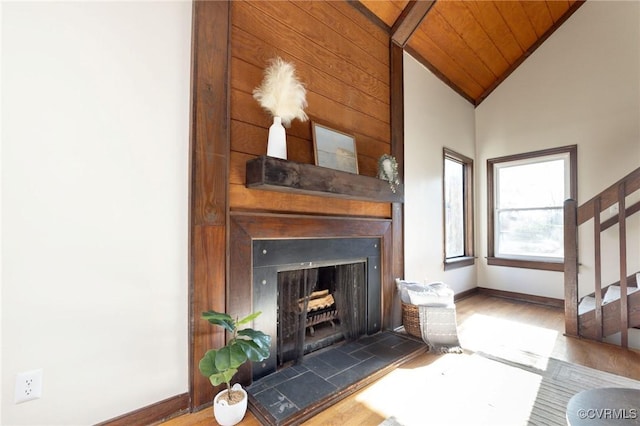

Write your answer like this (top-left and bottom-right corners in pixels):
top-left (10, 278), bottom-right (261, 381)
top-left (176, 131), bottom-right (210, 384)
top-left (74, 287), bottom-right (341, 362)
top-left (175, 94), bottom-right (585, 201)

top-left (486, 257), bottom-right (563, 272)
top-left (444, 256), bottom-right (475, 270)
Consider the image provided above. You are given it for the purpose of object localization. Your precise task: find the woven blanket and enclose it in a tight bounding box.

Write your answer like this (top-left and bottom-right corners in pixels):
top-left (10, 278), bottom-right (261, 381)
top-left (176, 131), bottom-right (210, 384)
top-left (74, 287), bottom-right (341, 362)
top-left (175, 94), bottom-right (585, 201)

top-left (418, 304), bottom-right (463, 354)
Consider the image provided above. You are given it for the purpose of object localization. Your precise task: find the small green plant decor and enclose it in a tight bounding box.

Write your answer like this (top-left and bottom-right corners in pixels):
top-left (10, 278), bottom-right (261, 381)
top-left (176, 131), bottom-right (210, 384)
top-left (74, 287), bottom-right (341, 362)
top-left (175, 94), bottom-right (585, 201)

top-left (199, 310), bottom-right (271, 404)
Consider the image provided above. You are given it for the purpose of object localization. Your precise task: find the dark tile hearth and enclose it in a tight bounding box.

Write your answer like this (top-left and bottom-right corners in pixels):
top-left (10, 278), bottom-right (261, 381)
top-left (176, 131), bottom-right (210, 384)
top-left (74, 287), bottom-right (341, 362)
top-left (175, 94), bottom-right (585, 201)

top-left (246, 331), bottom-right (426, 426)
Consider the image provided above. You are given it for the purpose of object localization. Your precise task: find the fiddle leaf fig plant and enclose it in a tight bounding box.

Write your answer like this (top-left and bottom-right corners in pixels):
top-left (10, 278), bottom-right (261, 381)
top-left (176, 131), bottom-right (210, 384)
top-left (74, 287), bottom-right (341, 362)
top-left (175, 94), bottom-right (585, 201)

top-left (199, 310), bottom-right (271, 402)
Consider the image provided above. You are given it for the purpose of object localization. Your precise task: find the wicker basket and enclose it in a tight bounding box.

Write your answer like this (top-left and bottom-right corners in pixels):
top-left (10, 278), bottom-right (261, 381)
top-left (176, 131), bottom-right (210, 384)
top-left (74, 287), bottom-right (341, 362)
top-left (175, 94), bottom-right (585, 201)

top-left (401, 302), bottom-right (421, 338)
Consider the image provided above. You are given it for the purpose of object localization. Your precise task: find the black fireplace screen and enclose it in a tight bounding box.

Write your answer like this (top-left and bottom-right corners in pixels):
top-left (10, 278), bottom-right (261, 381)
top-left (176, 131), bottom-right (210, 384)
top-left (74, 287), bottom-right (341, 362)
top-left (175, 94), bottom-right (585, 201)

top-left (277, 262), bottom-right (366, 366)
top-left (251, 237), bottom-right (381, 381)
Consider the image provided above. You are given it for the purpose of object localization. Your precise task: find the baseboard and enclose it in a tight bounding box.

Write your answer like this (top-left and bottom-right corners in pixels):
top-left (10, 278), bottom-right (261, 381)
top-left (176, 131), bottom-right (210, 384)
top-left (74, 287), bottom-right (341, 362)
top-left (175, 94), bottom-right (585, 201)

top-left (455, 287), bottom-right (479, 301)
top-left (478, 287), bottom-right (564, 309)
top-left (96, 393), bottom-right (190, 426)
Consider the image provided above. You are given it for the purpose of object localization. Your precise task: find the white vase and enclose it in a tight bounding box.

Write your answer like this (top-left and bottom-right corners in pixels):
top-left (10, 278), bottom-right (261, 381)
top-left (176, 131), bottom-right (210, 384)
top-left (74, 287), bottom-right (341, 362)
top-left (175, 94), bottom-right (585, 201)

top-left (213, 383), bottom-right (248, 426)
top-left (267, 116), bottom-right (287, 159)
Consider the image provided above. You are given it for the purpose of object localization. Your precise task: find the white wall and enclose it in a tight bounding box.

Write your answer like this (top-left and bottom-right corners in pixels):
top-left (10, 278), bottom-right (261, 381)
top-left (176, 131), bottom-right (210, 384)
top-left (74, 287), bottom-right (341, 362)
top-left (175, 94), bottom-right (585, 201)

top-left (475, 1), bottom-right (640, 299)
top-left (1, 2), bottom-right (192, 424)
top-left (403, 52), bottom-right (477, 294)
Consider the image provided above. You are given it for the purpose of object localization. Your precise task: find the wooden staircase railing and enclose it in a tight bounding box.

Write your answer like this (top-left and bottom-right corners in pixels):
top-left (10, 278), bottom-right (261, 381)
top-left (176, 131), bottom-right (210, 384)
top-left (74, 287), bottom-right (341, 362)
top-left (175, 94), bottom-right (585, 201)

top-left (564, 166), bottom-right (640, 347)
top-left (578, 274), bottom-right (640, 340)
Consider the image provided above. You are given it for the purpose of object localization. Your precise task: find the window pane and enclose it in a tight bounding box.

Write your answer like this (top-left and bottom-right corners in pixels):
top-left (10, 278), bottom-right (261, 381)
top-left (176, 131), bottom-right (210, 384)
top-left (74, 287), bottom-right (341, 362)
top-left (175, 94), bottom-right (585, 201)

top-left (496, 208), bottom-right (564, 258)
top-left (445, 158), bottom-right (464, 258)
top-left (487, 145), bottom-right (576, 269)
top-left (497, 159), bottom-right (566, 209)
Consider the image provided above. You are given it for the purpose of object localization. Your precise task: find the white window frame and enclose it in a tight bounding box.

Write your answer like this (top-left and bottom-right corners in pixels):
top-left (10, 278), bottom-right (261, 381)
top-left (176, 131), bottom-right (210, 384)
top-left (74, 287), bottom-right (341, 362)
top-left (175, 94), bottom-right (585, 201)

top-left (487, 145), bottom-right (577, 271)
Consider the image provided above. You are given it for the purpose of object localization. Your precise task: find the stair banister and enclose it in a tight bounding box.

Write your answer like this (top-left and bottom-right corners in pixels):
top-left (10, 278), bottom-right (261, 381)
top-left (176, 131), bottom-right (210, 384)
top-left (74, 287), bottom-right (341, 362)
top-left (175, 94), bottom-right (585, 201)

top-left (564, 198), bottom-right (579, 337)
top-left (577, 167), bottom-right (640, 226)
top-left (564, 165), bottom-right (640, 344)
top-left (618, 182), bottom-right (629, 347)
top-left (593, 197), bottom-right (603, 340)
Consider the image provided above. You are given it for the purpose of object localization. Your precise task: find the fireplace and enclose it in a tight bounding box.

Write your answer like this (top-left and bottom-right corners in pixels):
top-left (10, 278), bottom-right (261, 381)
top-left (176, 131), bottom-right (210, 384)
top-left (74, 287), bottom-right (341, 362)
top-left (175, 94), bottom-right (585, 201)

top-left (227, 213), bottom-right (398, 389)
top-left (251, 237), bottom-right (381, 381)
top-left (225, 214), bottom-right (416, 425)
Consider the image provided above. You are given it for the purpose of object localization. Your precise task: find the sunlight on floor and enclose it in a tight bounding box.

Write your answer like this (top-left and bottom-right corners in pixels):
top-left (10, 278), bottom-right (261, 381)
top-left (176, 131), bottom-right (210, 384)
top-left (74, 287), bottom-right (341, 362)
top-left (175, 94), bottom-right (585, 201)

top-left (355, 353), bottom-right (543, 426)
top-left (350, 313), bottom-right (561, 425)
top-left (458, 313), bottom-right (559, 370)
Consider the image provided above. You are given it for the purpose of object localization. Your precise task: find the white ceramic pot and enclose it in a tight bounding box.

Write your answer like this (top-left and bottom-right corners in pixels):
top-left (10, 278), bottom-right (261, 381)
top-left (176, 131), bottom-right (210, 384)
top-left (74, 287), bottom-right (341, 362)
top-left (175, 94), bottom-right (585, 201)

top-left (213, 383), bottom-right (248, 426)
top-left (266, 116), bottom-right (287, 159)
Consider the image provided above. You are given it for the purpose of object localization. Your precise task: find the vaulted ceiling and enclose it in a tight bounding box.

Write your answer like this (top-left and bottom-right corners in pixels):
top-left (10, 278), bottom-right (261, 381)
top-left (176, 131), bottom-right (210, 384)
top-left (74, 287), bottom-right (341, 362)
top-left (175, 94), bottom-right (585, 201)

top-left (356, 0), bottom-right (585, 106)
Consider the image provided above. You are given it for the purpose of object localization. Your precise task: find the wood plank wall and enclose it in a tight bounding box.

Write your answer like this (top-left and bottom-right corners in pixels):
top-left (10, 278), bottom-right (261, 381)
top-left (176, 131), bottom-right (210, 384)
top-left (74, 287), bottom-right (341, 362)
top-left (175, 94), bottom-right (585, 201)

top-left (191, 0), bottom-right (396, 411)
top-left (229, 0), bottom-right (392, 218)
top-left (190, 0), bottom-right (232, 412)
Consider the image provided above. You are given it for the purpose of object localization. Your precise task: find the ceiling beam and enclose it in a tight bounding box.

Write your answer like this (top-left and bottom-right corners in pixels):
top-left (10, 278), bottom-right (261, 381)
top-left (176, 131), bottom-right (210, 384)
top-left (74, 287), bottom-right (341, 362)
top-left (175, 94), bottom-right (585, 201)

top-left (391, 0), bottom-right (435, 47)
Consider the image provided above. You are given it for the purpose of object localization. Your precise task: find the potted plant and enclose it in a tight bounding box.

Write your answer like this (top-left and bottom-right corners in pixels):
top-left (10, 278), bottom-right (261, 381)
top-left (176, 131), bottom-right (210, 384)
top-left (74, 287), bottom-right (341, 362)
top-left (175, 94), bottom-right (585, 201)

top-left (199, 310), bottom-right (271, 426)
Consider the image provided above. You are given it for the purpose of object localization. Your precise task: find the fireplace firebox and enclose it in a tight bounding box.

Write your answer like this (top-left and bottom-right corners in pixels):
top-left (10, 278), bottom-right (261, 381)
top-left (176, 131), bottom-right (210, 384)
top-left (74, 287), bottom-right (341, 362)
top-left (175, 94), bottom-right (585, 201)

top-left (252, 238), bottom-right (381, 381)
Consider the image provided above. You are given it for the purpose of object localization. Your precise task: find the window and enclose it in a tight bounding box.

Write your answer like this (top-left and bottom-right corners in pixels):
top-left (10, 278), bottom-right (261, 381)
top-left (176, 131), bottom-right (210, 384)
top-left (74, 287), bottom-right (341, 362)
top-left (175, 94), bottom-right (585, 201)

top-left (443, 149), bottom-right (474, 269)
top-left (487, 145), bottom-right (577, 271)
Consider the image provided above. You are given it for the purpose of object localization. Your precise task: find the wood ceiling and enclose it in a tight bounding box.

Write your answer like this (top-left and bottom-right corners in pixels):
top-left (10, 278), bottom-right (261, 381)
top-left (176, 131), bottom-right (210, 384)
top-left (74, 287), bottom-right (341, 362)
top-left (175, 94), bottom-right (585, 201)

top-left (356, 0), bottom-right (585, 106)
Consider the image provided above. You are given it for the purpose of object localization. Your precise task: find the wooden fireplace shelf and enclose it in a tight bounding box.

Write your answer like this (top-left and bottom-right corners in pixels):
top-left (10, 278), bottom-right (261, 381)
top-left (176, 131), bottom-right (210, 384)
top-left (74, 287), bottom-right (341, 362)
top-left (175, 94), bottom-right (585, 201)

top-left (246, 156), bottom-right (404, 203)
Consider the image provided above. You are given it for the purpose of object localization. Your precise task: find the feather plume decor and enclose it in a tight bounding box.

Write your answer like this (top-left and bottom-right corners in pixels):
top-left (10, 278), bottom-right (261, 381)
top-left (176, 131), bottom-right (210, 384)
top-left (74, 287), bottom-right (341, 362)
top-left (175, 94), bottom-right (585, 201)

top-left (253, 57), bottom-right (308, 126)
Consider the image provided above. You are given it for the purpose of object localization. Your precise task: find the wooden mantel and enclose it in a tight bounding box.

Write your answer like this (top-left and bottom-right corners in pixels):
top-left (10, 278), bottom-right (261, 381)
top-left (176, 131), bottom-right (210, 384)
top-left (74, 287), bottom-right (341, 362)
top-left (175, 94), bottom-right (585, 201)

top-left (246, 156), bottom-right (404, 203)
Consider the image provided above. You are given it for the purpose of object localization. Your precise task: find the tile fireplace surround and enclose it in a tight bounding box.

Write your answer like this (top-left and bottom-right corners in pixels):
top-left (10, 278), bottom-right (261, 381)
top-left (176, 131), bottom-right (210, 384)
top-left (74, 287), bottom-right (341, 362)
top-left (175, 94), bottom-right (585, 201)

top-left (247, 331), bottom-right (425, 426)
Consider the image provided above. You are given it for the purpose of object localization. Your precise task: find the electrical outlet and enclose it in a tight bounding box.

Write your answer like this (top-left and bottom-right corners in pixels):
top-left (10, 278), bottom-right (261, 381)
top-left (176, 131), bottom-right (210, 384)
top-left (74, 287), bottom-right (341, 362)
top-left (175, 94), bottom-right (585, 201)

top-left (15, 369), bottom-right (43, 404)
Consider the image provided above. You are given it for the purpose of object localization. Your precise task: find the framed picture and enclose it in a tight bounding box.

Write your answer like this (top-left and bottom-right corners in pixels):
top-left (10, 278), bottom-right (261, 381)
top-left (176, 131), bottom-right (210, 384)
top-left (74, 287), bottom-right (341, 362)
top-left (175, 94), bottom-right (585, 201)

top-left (312, 122), bottom-right (359, 174)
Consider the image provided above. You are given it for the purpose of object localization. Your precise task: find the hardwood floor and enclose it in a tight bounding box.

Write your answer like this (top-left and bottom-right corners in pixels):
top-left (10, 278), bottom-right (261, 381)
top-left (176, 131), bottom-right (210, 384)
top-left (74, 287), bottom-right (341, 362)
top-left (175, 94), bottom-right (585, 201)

top-left (161, 294), bottom-right (640, 426)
